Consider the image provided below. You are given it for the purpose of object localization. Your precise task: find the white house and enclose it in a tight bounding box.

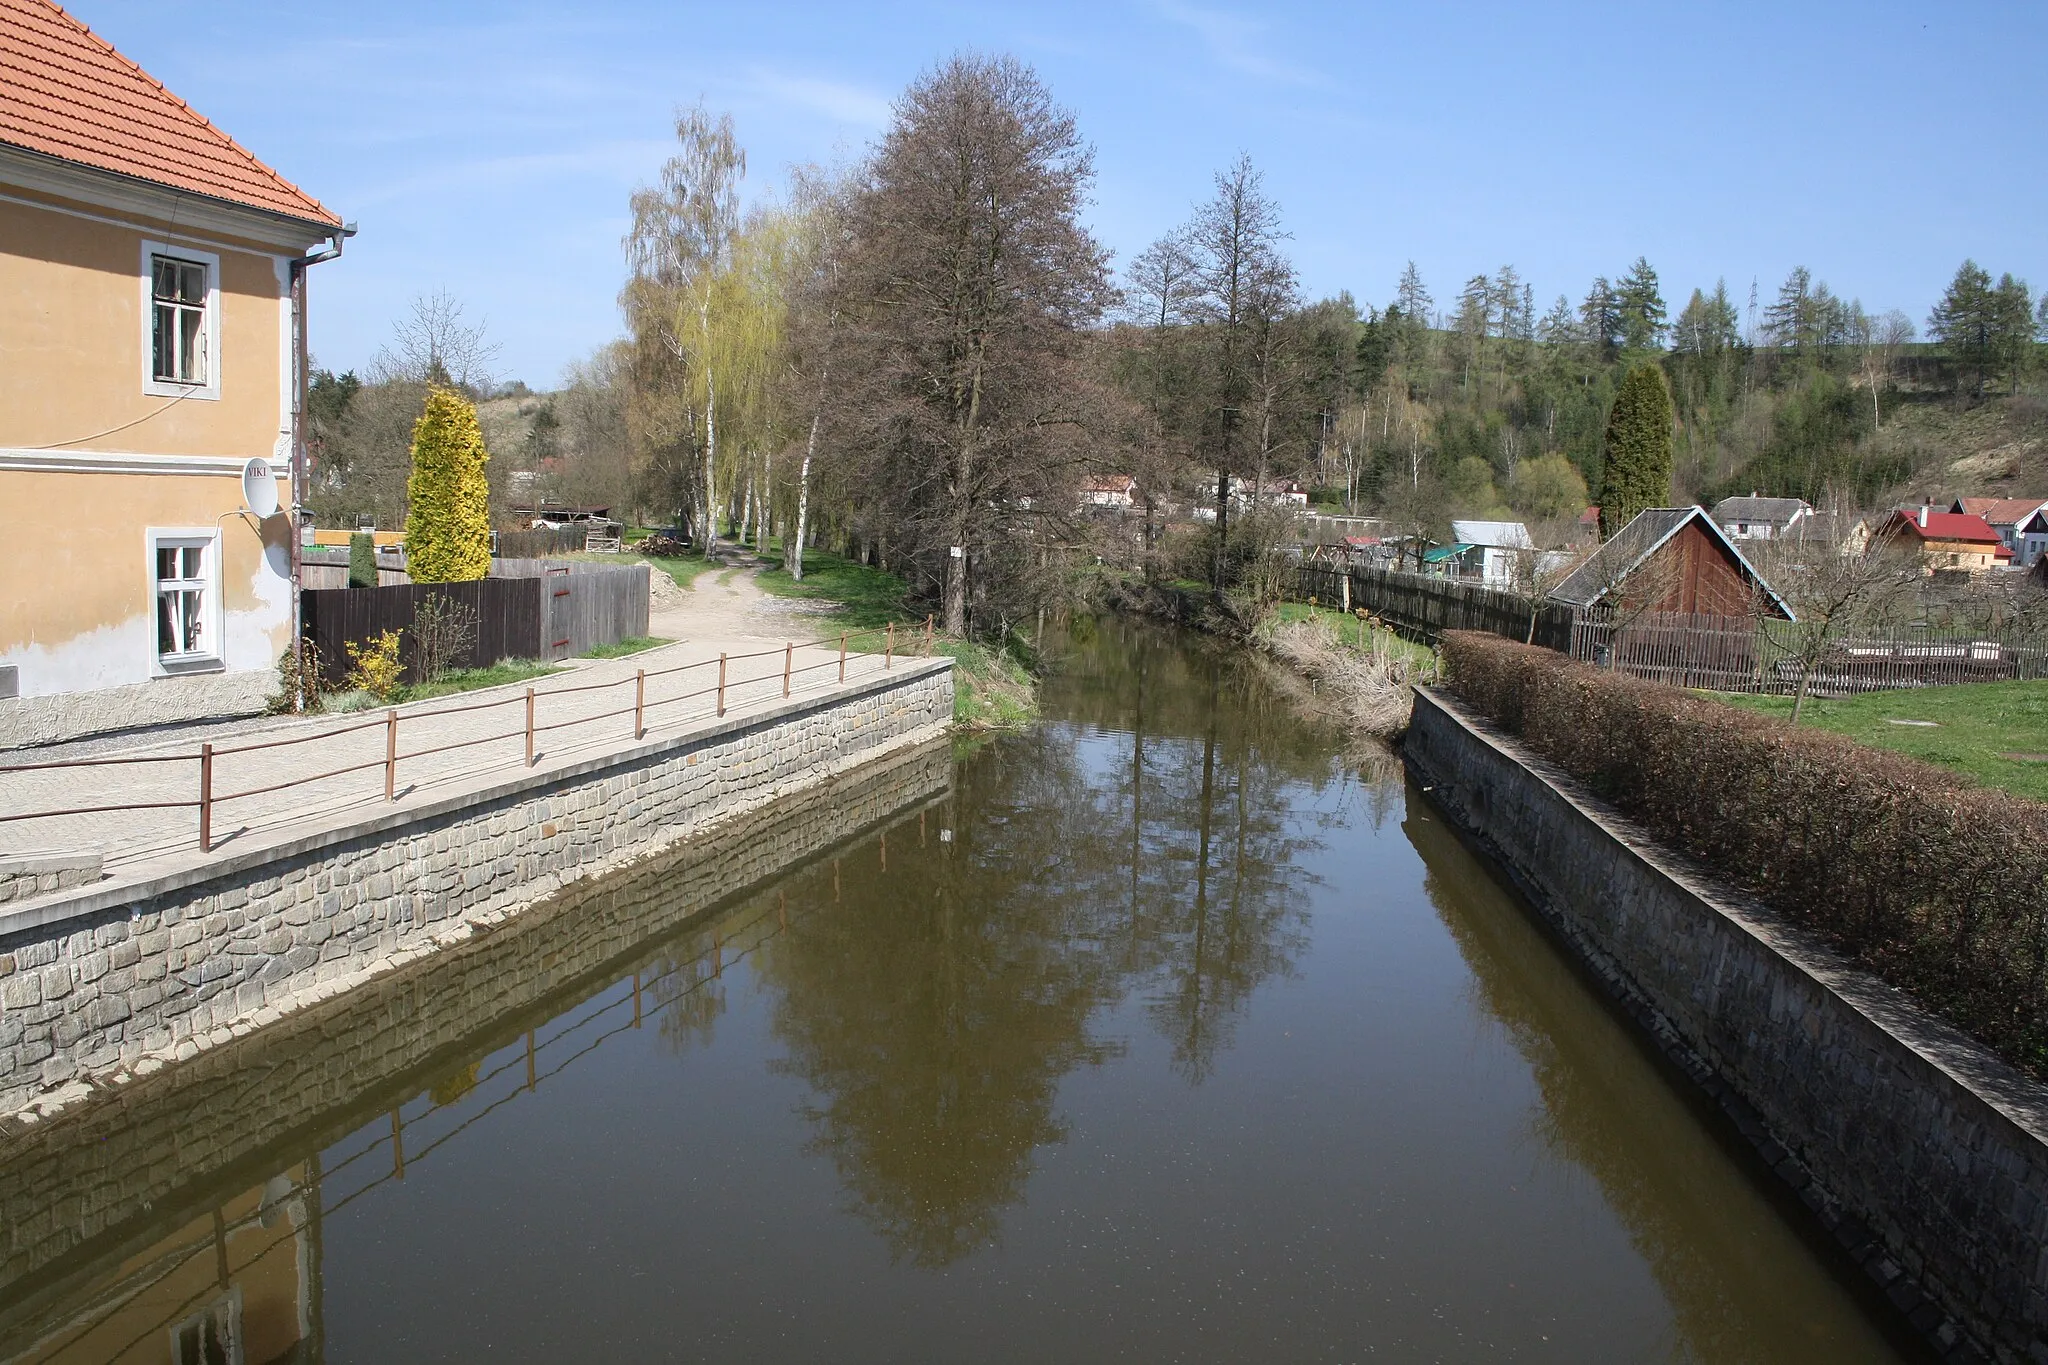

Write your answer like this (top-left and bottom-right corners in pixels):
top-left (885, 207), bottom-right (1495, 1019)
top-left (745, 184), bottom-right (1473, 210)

top-left (1079, 475), bottom-right (1139, 510)
top-left (1953, 498), bottom-right (2048, 566)
top-left (1711, 495), bottom-right (1812, 541)
top-left (1449, 519), bottom-right (1535, 588)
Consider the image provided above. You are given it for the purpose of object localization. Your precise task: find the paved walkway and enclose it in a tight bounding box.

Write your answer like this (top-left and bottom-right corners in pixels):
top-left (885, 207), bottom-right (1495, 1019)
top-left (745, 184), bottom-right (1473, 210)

top-left (0, 560), bottom-right (926, 879)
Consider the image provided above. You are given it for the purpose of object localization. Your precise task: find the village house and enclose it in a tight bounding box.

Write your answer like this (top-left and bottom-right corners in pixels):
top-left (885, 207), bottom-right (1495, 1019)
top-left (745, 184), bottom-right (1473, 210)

top-left (1711, 494), bottom-right (1813, 541)
top-left (1078, 474), bottom-right (1139, 510)
top-left (1448, 519), bottom-right (1535, 589)
top-left (0, 0), bottom-right (349, 746)
top-left (1875, 506), bottom-right (2011, 575)
top-left (1548, 506), bottom-right (1792, 620)
top-left (1950, 497), bottom-right (2048, 567)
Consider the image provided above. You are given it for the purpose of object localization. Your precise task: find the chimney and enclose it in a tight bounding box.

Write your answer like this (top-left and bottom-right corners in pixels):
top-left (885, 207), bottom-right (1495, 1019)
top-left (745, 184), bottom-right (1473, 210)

top-left (1919, 503), bottom-right (1929, 529)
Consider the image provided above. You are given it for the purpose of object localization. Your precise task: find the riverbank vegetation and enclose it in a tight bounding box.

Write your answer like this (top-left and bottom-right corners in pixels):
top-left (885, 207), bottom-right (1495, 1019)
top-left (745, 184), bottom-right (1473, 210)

top-left (1443, 629), bottom-right (2048, 1080)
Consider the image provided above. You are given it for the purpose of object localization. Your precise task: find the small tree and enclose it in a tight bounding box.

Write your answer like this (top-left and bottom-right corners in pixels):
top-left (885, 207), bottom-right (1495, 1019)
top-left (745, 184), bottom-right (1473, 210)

top-left (405, 387), bottom-right (492, 583)
top-left (1598, 363), bottom-right (1673, 537)
top-left (347, 531), bottom-right (377, 589)
top-left (410, 592), bottom-right (478, 685)
top-left (1747, 533), bottom-right (1914, 722)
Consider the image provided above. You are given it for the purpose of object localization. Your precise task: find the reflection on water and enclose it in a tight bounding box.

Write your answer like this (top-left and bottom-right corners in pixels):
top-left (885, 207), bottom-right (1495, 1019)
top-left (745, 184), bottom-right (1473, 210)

top-left (0, 619), bottom-right (1919, 1362)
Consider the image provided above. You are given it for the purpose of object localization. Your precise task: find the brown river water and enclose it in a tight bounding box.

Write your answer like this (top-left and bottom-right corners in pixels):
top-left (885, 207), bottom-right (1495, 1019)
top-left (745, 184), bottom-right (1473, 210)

top-left (0, 618), bottom-right (1921, 1363)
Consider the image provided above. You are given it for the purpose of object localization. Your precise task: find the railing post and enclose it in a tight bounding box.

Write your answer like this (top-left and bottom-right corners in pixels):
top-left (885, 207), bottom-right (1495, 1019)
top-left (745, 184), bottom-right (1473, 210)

top-left (839, 633), bottom-right (847, 683)
top-left (525, 687), bottom-right (536, 767)
top-left (384, 709), bottom-right (398, 801)
top-left (717, 653), bottom-right (727, 716)
top-left (886, 621), bottom-right (894, 669)
top-left (635, 669), bottom-right (646, 739)
top-left (783, 643), bottom-right (793, 697)
top-left (198, 743), bottom-right (213, 852)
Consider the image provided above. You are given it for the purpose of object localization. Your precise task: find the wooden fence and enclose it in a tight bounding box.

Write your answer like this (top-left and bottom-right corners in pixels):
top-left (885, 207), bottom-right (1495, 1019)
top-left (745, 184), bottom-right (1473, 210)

top-left (1296, 564), bottom-right (1575, 650)
top-left (302, 563), bottom-right (649, 686)
top-left (1568, 610), bottom-right (2048, 696)
top-left (493, 526), bottom-right (589, 559)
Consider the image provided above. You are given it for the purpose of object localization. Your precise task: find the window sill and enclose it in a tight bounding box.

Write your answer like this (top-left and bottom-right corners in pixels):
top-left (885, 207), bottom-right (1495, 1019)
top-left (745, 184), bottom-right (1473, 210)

top-left (142, 379), bottom-right (220, 402)
top-left (153, 656), bottom-right (226, 678)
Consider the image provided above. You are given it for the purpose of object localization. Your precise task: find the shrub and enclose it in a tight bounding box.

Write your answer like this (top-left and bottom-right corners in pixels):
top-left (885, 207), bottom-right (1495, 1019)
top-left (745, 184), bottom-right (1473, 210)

top-left (345, 629), bottom-right (404, 702)
top-left (410, 592), bottom-right (477, 685)
top-left (347, 532), bottom-right (378, 589)
top-left (266, 640), bottom-right (325, 714)
top-left (1439, 630), bottom-right (2048, 1077)
top-left (405, 388), bottom-right (492, 583)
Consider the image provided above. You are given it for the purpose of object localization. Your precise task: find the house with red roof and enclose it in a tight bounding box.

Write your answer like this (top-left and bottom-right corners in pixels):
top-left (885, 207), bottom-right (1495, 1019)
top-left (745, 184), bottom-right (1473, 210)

top-left (1874, 506), bottom-right (2011, 576)
top-left (1950, 496), bottom-right (2048, 567)
top-left (0, 0), bottom-right (350, 744)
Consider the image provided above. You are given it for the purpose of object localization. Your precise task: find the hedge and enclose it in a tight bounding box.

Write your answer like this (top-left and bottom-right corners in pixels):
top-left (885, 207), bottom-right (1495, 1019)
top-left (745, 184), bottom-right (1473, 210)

top-left (1439, 630), bottom-right (2048, 1078)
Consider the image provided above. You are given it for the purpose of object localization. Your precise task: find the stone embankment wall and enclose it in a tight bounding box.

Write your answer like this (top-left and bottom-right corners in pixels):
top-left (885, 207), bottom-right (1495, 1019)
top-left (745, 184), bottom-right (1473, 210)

top-left (0, 660), bottom-right (952, 1121)
top-left (0, 739), bottom-right (951, 1349)
top-left (1405, 687), bottom-right (2048, 1364)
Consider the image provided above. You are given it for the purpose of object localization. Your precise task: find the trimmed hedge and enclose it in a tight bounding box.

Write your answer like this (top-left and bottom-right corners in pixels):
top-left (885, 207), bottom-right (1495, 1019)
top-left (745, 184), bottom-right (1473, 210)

top-left (1440, 630), bottom-right (2048, 1077)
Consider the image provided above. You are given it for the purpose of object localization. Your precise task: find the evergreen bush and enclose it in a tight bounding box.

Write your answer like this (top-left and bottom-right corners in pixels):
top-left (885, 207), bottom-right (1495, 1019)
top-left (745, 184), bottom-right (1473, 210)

top-left (1439, 630), bottom-right (2048, 1077)
top-left (405, 387), bottom-right (492, 583)
top-left (1598, 363), bottom-right (1673, 537)
top-left (347, 531), bottom-right (377, 589)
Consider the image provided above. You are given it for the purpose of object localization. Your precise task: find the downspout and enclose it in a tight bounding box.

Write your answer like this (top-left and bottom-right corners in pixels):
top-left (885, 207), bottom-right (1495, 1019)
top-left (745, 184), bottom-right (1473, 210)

top-left (287, 222), bottom-right (356, 705)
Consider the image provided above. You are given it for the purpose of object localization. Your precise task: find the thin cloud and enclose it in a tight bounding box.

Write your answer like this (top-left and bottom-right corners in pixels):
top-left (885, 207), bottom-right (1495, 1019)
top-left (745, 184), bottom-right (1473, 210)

top-left (1151, 0), bottom-right (1325, 88)
top-left (743, 68), bottom-right (893, 127)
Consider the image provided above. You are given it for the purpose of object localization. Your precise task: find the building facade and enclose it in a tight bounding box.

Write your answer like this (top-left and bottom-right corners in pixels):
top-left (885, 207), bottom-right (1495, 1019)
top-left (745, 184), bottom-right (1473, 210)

top-left (0, 0), bottom-right (347, 745)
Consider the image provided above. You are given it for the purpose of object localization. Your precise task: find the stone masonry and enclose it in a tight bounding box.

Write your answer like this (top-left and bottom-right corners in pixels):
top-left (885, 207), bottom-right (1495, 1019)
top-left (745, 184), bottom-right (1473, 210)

top-left (0, 660), bottom-right (952, 1122)
top-left (1405, 686), bottom-right (2048, 1365)
top-left (0, 737), bottom-right (952, 1347)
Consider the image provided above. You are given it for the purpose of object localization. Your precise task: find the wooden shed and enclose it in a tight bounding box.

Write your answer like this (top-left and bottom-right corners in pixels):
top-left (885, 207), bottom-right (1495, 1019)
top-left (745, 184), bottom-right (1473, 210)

top-left (1549, 507), bottom-right (1792, 620)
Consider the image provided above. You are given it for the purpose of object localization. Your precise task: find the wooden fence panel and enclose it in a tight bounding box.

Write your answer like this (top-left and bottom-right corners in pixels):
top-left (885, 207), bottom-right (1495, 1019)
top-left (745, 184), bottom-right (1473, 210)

top-left (493, 527), bottom-right (587, 559)
top-left (1295, 565), bottom-right (1574, 650)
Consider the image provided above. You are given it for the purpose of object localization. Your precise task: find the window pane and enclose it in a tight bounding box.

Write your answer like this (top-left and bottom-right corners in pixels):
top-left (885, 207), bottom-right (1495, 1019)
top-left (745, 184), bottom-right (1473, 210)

top-left (157, 546), bottom-right (177, 581)
top-left (157, 592), bottom-right (176, 654)
top-left (182, 545), bottom-right (203, 578)
top-left (179, 589), bottom-right (203, 653)
top-left (153, 304), bottom-right (172, 380)
top-left (178, 308), bottom-right (204, 382)
top-left (153, 257), bottom-right (176, 301)
top-left (178, 262), bottom-right (206, 304)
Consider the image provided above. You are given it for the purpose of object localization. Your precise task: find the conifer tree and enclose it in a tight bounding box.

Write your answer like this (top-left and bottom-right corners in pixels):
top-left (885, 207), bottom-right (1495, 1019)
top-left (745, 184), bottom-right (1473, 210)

top-left (1614, 257), bottom-right (1667, 350)
top-left (405, 387), bottom-right (492, 583)
top-left (1598, 363), bottom-right (1673, 537)
top-left (347, 531), bottom-right (377, 588)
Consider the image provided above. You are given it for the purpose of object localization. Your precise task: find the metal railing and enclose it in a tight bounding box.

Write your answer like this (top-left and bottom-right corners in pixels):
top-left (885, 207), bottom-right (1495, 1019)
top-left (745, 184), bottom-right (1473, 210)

top-left (0, 617), bottom-right (938, 856)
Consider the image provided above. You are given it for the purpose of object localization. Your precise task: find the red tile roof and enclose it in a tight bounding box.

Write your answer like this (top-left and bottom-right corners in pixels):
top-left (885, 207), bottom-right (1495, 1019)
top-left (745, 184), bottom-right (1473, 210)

top-left (1953, 497), bottom-right (2048, 528)
top-left (1880, 510), bottom-right (2004, 545)
top-left (0, 0), bottom-right (339, 227)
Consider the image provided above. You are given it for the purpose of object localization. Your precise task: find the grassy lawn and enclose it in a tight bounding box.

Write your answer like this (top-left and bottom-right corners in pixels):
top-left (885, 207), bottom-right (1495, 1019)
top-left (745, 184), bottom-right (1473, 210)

top-left (1714, 681), bottom-right (2048, 801)
top-left (581, 635), bottom-right (671, 660)
top-left (1272, 601), bottom-right (1438, 671)
top-left (757, 549), bottom-right (912, 630)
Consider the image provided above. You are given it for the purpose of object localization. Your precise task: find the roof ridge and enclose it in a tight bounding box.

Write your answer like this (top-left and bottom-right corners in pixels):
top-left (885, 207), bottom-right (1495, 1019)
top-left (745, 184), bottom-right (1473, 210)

top-left (15, 0), bottom-right (338, 225)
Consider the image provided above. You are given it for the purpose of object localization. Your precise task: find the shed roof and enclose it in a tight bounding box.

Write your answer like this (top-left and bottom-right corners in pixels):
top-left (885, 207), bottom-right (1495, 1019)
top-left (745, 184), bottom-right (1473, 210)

top-left (0, 0), bottom-right (340, 227)
top-left (1549, 506), bottom-right (1792, 618)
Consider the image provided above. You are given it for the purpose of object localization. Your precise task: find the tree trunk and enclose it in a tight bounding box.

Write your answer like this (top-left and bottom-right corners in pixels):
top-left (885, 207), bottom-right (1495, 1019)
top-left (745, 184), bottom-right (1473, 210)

top-left (791, 410), bottom-right (816, 581)
top-left (1212, 466), bottom-right (1231, 590)
top-left (701, 367), bottom-right (718, 557)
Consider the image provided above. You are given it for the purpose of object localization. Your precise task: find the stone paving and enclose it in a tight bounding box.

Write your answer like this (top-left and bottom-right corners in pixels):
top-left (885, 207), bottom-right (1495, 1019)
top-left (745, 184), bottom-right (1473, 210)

top-left (0, 631), bottom-right (907, 880)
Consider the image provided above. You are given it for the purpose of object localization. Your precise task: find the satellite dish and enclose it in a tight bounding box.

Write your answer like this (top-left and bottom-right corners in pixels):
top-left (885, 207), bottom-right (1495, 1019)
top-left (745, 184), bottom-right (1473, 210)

top-left (241, 457), bottom-right (280, 519)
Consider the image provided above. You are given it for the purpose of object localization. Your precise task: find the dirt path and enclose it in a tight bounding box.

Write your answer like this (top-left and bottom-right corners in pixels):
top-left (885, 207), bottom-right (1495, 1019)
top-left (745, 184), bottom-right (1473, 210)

top-left (648, 551), bottom-right (833, 644)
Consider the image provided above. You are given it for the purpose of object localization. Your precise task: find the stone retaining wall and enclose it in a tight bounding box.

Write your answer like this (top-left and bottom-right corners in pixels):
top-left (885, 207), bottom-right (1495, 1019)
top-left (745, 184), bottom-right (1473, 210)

top-left (0, 660), bottom-right (952, 1121)
top-left (0, 738), bottom-right (951, 1348)
top-left (1405, 686), bottom-right (2048, 1364)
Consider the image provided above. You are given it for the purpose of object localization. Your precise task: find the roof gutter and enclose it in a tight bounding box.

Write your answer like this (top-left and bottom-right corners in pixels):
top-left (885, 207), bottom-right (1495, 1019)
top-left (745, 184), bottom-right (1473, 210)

top-left (285, 222), bottom-right (357, 700)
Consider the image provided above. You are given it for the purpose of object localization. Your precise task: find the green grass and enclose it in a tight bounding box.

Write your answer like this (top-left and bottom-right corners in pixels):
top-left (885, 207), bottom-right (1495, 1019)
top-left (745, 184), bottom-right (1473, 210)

top-left (639, 554), bottom-right (721, 591)
top-left (398, 659), bottom-right (561, 703)
top-left (1271, 601), bottom-right (1438, 671)
top-left (1714, 681), bottom-right (2048, 801)
top-left (581, 636), bottom-right (670, 660)
top-left (756, 549), bottom-right (912, 629)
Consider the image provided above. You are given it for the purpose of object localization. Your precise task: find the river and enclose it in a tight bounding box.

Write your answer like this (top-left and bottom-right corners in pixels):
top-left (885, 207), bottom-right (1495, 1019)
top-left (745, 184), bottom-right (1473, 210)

top-left (0, 618), bottom-right (1918, 1362)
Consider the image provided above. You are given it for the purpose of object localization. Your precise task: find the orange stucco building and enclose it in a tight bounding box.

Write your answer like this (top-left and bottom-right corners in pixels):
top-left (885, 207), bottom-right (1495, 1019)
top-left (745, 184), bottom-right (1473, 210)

top-left (0, 0), bottom-right (349, 745)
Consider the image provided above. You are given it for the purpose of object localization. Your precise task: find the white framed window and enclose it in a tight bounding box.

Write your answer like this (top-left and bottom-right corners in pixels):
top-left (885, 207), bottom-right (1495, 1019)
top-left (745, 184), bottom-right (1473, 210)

top-left (148, 528), bottom-right (224, 675)
top-left (141, 241), bottom-right (221, 400)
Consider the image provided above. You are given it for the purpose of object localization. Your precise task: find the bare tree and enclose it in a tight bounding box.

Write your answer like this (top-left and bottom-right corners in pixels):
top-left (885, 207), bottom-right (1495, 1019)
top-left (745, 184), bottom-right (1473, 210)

top-left (1747, 533), bottom-right (1916, 722)
top-left (827, 53), bottom-right (1114, 636)
top-left (372, 289), bottom-right (501, 393)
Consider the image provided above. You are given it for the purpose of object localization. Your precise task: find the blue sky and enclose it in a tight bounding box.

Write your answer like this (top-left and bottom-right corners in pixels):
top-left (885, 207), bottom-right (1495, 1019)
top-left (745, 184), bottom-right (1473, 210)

top-left (72, 0), bottom-right (2048, 386)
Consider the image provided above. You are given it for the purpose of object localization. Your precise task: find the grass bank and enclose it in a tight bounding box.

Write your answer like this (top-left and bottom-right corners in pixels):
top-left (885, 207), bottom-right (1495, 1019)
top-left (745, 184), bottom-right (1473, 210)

top-left (1714, 681), bottom-right (2048, 801)
top-left (757, 549), bottom-right (1037, 729)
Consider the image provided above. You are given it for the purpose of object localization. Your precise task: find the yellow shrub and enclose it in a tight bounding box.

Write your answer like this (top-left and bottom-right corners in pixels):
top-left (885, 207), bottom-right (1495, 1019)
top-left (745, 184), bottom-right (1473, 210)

top-left (405, 387), bottom-right (492, 583)
top-left (345, 629), bottom-right (404, 701)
